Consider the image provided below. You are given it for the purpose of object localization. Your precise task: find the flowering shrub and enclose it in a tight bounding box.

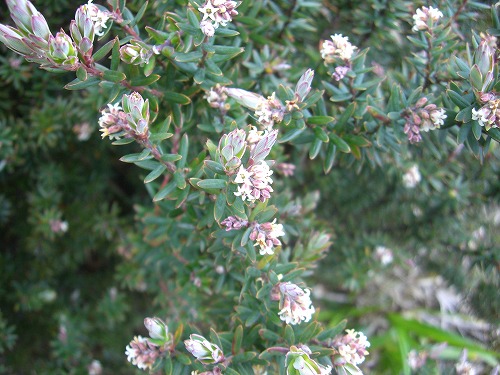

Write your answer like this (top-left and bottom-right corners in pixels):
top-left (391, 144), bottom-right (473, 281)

top-left (1, 0), bottom-right (499, 374)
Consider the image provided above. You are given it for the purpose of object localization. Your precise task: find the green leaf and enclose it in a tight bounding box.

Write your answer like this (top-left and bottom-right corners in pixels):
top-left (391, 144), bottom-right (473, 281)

top-left (323, 143), bottom-right (336, 174)
top-left (447, 90), bottom-right (471, 108)
top-left (307, 116), bottom-right (334, 125)
top-left (144, 164), bottom-right (166, 183)
top-left (204, 160), bottom-right (225, 174)
top-left (335, 102), bottom-right (356, 130)
top-left (103, 70), bottom-right (126, 82)
top-left (232, 325), bottom-right (243, 355)
top-left (279, 128), bottom-right (304, 143)
top-left (215, 194), bottom-right (226, 221)
top-left (92, 37), bottom-right (116, 62)
top-left (469, 64), bottom-right (483, 91)
top-left (153, 181), bottom-right (177, 201)
top-left (129, 74), bottom-right (161, 87)
top-left (64, 76), bottom-right (100, 90)
top-left (120, 149), bottom-right (152, 163)
top-left (329, 133), bottom-right (351, 153)
top-left (164, 91), bottom-right (191, 105)
top-left (197, 179), bottom-right (227, 189)
top-left (76, 66), bottom-right (87, 81)
top-left (130, 1), bottom-right (148, 27)
top-left (284, 325), bottom-right (295, 345)
top-left (316, 319), bottom-right (347, 340)
top-left (178, 134), bottom-right (189, 168)
top-left (174, 51), bottom-right (203, 62)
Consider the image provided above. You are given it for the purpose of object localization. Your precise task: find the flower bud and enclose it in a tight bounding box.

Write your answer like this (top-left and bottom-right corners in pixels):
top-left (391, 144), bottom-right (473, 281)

top-left (7, 0), bottom-right (48, 37)
top-left (121, 92), bottom-right (150, 136)
top-left (474, 40), bottom-right (495, 77)
top-left (285, 346), bottom-right (332, 375)
top-left (218, 129), bottom-right (247, 173)
top-left (48, 31), bottom-right (78, 66)
top-left (226, 88), bottom-right (265, 110)
top-left (184, 334), bottom-right (224, 365)
top-left (295, 69), bottom-right (314, 102)
top-left (144, 317), bottom-right (170, 342)
top-left (120, 40), bottom-right (152, 66)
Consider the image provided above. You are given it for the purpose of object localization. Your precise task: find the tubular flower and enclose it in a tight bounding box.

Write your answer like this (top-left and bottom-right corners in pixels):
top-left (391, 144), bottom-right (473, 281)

top-left (80, 0), bottom-right (111, 36)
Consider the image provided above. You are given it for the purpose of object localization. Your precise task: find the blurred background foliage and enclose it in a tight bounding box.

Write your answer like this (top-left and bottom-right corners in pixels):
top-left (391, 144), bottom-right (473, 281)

top-left (0, 0), bottom-right (499, 374)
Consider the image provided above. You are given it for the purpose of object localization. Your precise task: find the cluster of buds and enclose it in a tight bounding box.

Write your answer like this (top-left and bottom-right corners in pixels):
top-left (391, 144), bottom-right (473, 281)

top-left (48, 31), bottom-right (78, 66)
top-left (122, 92), bottom-right (151, 137)
top-left (184, 334), bottom-right (224, 365)
top-left (73, 122), bottom-right (93, 141)
top-left (198, 0), bottom-right (240, 37)
top-left (403, 97), bottom-right (447, 144)
top-left (321, 34), bottom-right (357, 63)
top-left (332, 329), bottom-right (370, 367)
top-left (272, 282), bottom-right (315, 325)
top-left (472, 93), bottom-right (500, 131)
top-left (125, 317), bottom-right (172, 370)
top-left (254, 93), bottom-right (286, 129)
top-left (412, 6), bottom-right (444, 32)
top-left (284, 69), bottom-right (315, 111)
top-left (205, 84), bottom-right (230, 114)
top-left (402, 164), bottom-right (421, 188)
top-left (120, 40), bottom-right (159, 66)
top-left (0, 0), bottom-right (78, 69)
top-left (250, 219), bottom-right (285, 255)
top-left (218, 128), bottom-right (247, 174)
top-left (220, 216), bottom-right (248, 231)
top-left (285, 345), bottom-right (332, 375)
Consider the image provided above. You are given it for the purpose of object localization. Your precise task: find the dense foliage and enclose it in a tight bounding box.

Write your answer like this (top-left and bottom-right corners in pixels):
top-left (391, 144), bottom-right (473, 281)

top-left (0, 0), bottom-right (499, 374)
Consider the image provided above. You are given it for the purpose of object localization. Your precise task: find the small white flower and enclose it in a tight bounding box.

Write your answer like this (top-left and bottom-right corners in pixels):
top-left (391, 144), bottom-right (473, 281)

top-left (82, 0), bottom-right (111, 36)
top-left (184, 334), bottom-right (224, 365)
top-left (374, 246), bottom-right (393, 265)
top-left (402, 164), bottom-right (421, 189)
top-left (336, 329), bottom-right (370, 366)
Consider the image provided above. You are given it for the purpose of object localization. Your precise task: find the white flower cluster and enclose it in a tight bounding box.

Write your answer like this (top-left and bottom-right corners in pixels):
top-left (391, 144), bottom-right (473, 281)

top-left (198, 0), bottom-right (239, 37)
top-left (412, 6), bottom-right (444, 32)
top-left (374, 245), bottom-right (393, 265)
top-left (320, 34), bottom-right (357, 62)
top-left (402, 164), bottom-right (421, 189)
top-left (254, 93), bottom-right (285, 130)
top-left (81, 0), bottom-right (111, 36)
top-left (420, 106), bottom-right (447, 132)
top-left (278, 282), bottom-right (315, 325)
top-left (250, 219), bottom-right (285, 255)
top-left (472, 94), bottom-right (500, 131)
top-left (336, 329), bottom-right (370, 366)
top-left (98, 103), bottom-right (125, 139)
top-left (125, 336), bottom-right (160, 370)
top-left (234, 162), bottom-right (274, 203)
